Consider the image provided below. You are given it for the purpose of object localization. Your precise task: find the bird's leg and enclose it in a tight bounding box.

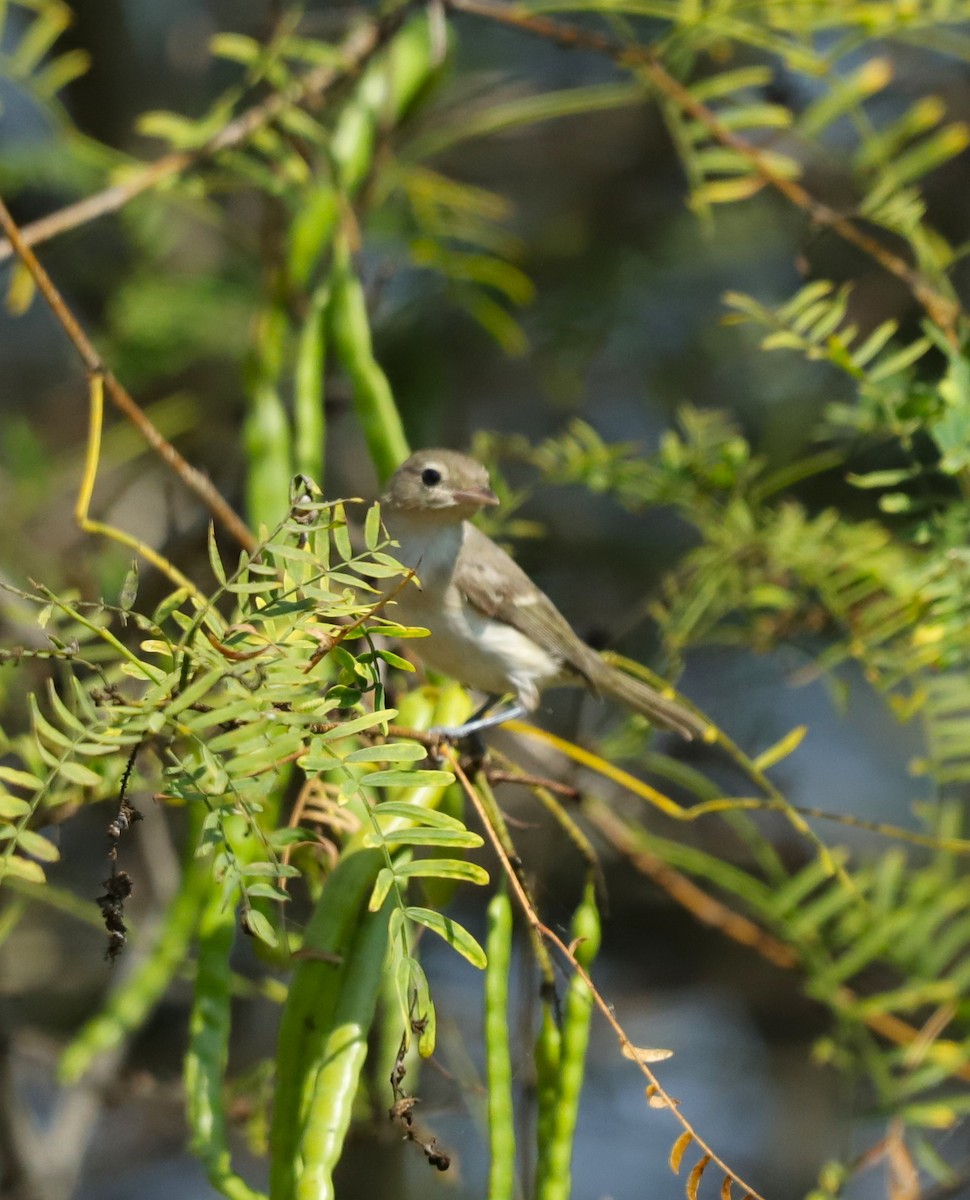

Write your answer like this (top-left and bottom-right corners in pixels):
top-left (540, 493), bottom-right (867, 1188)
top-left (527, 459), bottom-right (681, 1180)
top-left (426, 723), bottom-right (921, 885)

top-left (430, 696), bottom-right (527, 741)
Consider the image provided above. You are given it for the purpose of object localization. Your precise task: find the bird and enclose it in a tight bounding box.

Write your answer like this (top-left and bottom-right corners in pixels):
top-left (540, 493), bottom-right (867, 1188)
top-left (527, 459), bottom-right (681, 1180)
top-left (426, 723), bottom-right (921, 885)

top-left (379, 448), bottom-right (707, 741)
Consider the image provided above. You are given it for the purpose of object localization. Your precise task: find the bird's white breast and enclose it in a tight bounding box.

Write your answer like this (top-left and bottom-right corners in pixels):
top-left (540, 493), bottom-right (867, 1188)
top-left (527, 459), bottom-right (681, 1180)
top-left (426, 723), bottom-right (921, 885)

top-left (385, 517), bottom-right (564, 708)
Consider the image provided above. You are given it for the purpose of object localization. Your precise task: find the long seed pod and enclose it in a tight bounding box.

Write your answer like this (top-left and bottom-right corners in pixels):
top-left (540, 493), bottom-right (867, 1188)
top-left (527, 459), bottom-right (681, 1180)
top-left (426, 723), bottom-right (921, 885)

top-left (185, 875), bottom-right (265, 1200)
top-left (485, 884), bottom-right (516, 1200)
top-left (535, 877), bottom-right (601, 1200)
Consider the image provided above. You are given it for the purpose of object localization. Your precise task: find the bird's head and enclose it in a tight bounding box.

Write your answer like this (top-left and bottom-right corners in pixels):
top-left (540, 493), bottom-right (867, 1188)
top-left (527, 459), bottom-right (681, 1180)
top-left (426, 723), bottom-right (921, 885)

top-left (382, 449), bottom-right (499, 520)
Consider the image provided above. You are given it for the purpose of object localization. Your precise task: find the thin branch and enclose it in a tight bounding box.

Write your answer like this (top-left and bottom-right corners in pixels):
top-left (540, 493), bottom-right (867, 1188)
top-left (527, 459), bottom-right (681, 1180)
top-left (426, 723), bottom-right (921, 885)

top-left (582, 794), bottom-right (970, 1084)
top-left (446, 0), bottom-right (962, 343)
top-left (0, 198), bottom-right (256, 552)
top-left (484, 766), bottom-right (580, 799)
top-left (0, 9), bottom-right (411, 265)
top-left (447, 749), bottom-right (769, 1200)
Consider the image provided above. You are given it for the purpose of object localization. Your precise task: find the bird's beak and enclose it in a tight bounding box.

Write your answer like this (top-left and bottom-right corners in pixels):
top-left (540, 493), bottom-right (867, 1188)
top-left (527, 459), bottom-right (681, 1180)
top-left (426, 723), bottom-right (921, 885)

top-left (451, 486), bottom-right (500, 507)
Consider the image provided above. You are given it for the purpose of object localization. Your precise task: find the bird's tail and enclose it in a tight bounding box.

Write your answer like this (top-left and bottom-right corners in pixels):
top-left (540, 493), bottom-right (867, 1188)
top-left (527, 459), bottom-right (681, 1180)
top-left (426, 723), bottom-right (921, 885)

top-left (590, 661), bottom-right (708, 741)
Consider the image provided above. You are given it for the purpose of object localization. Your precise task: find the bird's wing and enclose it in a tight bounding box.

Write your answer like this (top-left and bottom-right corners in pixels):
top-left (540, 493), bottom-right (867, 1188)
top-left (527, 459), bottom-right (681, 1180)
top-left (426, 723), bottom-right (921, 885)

top-left (456, 524), bottom-right (598, 680)
top-left (455, 526), bottom-right (705, 739)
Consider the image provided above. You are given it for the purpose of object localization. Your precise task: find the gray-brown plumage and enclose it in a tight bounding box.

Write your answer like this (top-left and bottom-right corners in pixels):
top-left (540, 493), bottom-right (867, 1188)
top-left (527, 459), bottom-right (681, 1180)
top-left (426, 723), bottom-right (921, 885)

top-left (381, 449), bottom-right (706, 740)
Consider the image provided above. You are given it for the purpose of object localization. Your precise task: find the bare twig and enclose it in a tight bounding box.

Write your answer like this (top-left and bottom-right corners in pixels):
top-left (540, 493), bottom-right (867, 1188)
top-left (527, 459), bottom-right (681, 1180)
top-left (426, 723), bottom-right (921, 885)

top-left (484, 767), bottom-right (580, 799)
top-left (446, 0), bottom-right (962, 343)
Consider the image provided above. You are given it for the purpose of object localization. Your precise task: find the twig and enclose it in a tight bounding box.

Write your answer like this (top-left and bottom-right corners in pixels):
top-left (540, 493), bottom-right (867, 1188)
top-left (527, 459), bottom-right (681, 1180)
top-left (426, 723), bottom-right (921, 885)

top-left (584, 794), bottom-right (797, 968)
top-left (446, 0), bottom-right (962, 343)
top-left (0, 9), bottom-right (411, 265)
top-left (75, 372), bottom-right (206, 588)
top-left (0, 198), bottom-right (256, 551)
top-left (582, 793), bottom-right (970, 1083)
top-left (446, 749), bottom-right (769, 1200)
top-left (484, 767), bottom-right (580, 799)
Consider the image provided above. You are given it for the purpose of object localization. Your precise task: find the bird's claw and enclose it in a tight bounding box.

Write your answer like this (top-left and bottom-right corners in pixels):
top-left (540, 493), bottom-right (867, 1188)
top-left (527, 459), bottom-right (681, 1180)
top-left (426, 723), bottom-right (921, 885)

top-left (427, 724), bottom-right (467, 741)
top-left (428, 724), bottom-right (487, 762)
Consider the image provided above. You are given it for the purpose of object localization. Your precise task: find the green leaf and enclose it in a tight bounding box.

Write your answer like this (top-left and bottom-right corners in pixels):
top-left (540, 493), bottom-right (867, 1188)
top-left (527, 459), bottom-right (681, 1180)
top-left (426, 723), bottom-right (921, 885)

top-left (0, 766), bottom-right (43, 790)
top-left (30, 698), bottom-right (73, 749)
top-left (932, 352), bottom-right (970, 474)
top-left (17, 829), bottom-right (60, 863)
top-left (209, 31), bottom-right (262, 64)
top-left (241, 862), bottom-right (300, 878)
top-left (369, 827), bottom-right (483, 849)
top-left (332, 503), bottom-right (353, 562)
top-left (405, 906), bottom-right (487, 968)
top-left (46, 680), bottom-right (86, 734)
top-left (854, 95), bottom-right (947, 170)
top-left (243, 881), bottom-right (291, 902)
top-left (850, 319), bottom-right (897, 368)
top-left (407, 81), bottom-right (644, 160)
top-left (0, 793), bottom-right (31, 818)
top-left (693, 147), bottom-right (757, 176)
top-left (351, 560), bottom-right (408, 579)
top-left (402, 954), bottom-right (436, 1056)
top-left (373, 650), bottom-right (415, 672)
top-left (344, 741), bottom-right (428, 764)
top-left (846, 469), bottom-right (918, 489)
top-left (278, 35), bottom-right (343, 67)
top-left (867, 337), bottom-right (931, 382)
top-left (224, 579), bottom-right (280, 595)
top-left (901, 1101), bottom-right (963, 1130)
top-left (880, 123), bottom-right (970, 191)
top-left (207, 523), bottom-right (227, 586)
top-left (704, 103), bottom-right (792, 134)
top-left (242, 908), bottom-right (279, 947)
top-left (153, 587), bottom-right (193, 626)
top-left (364, 502), bottom-right (383, 551)
top-left (1, 855), bottom-right (46, 885)
top-left (12, 5), bottom-right (70, 72)
top-left (316, 709), bottom-right (397, 740)
top-left (369, 867), bottom-right (397, 912)
top-left (363, 769), bottom-right (454, 788)
top-left (753, 726), bottom-right (807, 771)
top-left (798, 57), bottom-right (892, 138)
top-left (393, 859), bottom-right (489, 886)
top-left (33, 48), bottom-right (91, 98)
top-left (688, 66), bottom-right (774, 101)
top-left (118, 561), bottom-right (139, 612)
top-left (691, 176), bottom-right (764, 206)
top-left (137, 110), bottom-right (207, 150)
top-left (57, 761), bottom-right (102, 787)
top-left (164, 667), bottom-right (226, 718)
top-left (372, 803), bottom-right (468, 830)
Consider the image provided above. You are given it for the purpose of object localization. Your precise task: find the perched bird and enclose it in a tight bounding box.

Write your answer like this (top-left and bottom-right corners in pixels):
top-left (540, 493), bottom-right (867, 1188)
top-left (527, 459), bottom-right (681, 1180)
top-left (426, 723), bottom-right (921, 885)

top-left (380, 449), bottom-right (706, 740)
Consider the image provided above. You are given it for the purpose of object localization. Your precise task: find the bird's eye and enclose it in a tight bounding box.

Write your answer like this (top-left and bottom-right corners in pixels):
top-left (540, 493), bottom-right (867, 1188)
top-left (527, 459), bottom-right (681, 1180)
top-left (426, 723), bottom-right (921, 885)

top-left (421, 467), bottom-right (442, 487)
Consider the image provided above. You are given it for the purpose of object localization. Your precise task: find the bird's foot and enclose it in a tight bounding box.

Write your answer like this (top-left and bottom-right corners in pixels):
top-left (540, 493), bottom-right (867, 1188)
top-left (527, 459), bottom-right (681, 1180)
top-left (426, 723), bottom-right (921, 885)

top-left (428, 702), bottom-right (526, 742)
top-left (427, 702), bottom-right (527, 766)
top-left (431, 727), bottom-right (488, 765)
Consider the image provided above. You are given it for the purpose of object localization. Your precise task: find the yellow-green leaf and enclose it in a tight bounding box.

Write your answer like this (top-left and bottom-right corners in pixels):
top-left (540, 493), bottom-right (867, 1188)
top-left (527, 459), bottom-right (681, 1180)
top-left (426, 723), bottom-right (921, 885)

top-left (0, 766), bottom-right (43, 790)
top-left (0, 793), bottom-right (31, 819)
top-left (404, 906), bottom-right (487, 968)
top-left (670, 1131), bottom-right (694, 1174)
top-left (1, 856), bottom-right (47, 885)
top-left (58, 761), bottom-right (102, 787)
top-left (753, 725), bottom-right (807, 771)
top-left (17, 829), bottom-right (60, 863)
